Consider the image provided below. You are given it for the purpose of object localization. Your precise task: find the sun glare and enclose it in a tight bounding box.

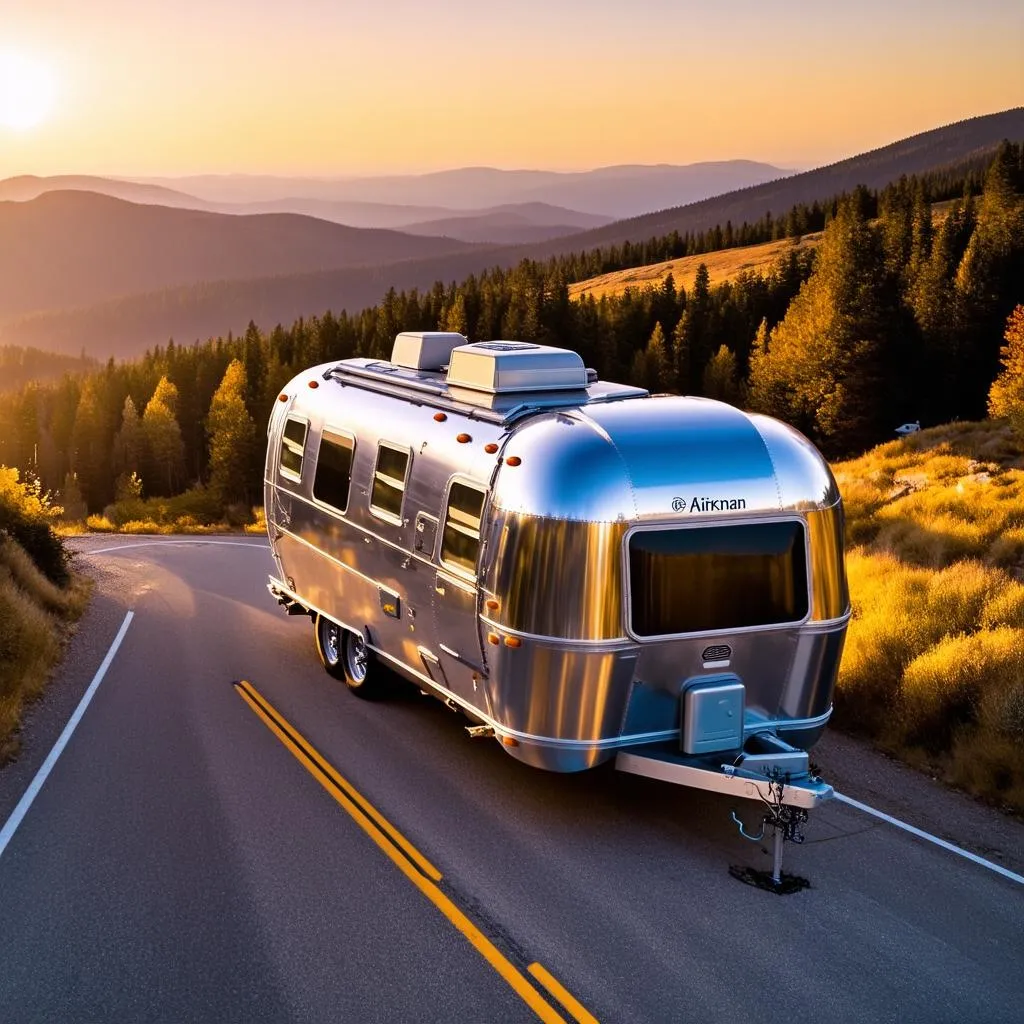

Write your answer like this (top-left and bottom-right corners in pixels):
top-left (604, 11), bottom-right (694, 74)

top-left (0, 51), bottom-right (57, 131)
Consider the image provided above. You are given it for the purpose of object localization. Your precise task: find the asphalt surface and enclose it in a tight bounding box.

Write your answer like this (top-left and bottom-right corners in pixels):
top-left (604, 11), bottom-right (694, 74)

top-left (0, 537), bottom-right (1022, 1024)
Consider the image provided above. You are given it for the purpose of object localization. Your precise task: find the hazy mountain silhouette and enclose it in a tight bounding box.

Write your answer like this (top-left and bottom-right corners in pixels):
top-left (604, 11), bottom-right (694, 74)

top-left (0, 191), bottom-right (479, 320)
top-left (0, 175), bottom-right (213, 209)
top-left (0, 175), bottom-right (612, 239)
top-left (398, 203), bottom-right (610, 243)
top-left (134, 161), bottom-right (791, 218)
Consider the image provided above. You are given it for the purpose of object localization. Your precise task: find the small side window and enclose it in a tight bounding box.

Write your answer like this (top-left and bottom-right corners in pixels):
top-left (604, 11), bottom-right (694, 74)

top-left (440, 481), bottom-right (486, 576)
top-left (370, 442), bottom-right (410, 522)
top-left (280, 416), bottom-right (308, 481)
top-left (314, 429), bottom-right (355, 513)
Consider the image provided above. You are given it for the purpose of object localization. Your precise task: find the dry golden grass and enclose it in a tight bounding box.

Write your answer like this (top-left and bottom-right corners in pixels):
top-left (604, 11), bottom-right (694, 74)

top-left (568, 234), bottom-right (822, 301)
top-left (0, 537), bottom-right (90, 762)
top-left (834, 419), bottom-right (1024, 811)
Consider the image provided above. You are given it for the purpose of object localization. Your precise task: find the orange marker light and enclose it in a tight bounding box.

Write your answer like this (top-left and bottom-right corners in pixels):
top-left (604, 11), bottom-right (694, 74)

top-left (434, 412), bottom-right (447, 422)
top-left (278, 393), bottom-right (288, 402)
top-left (504, 636), bottom-right (521, 648)
top-left (484, 443), bottom-right (498, 454)
top-left (506, 456), bottom-right (522, 467)
top-left (456, 433), bottom-right (472, 444)
top-left (308, 380), bottom-right (319, 389)
top-left (501, 736), bottom-right (520, 748)
top-left (487, 632), bottom-right (500, 645)
top-left (485, 598), bottom-right (499, 611)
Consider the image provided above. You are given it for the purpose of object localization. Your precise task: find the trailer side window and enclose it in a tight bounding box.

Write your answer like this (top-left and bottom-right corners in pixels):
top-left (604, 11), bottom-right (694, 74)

top-left (370, 443), bottom-right (410, 521)
top-left (628, 521), bottom-right (809, 637)
top-left (279, 416), bottom-right (308, 481)
top-left (314, 429), bottom-right (355, 513)
top-left (440, 481), bottom-right (486, 575)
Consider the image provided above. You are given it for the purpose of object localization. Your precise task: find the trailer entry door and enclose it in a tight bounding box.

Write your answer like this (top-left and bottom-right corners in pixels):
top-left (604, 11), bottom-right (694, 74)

top-left (627, 521), bottom-right (808, 638)
top-left (433, 480), bottom-right (488, 703)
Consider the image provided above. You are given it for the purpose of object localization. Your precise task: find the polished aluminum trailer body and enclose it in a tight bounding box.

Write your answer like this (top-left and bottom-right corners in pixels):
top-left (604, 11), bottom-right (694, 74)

top-left (265, 335), bottom-right (849, 804)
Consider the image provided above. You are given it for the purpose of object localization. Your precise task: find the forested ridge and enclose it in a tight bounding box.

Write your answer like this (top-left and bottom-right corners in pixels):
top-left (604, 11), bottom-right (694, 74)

top-left (0, 143), bottom-right (1021, 522)
top-left (0, 346), bottom-right (95, 394)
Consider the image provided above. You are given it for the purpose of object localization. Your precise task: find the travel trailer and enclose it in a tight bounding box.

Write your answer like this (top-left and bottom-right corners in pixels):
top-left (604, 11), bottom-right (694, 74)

top-left (265, 332), bottom-right (849, 859)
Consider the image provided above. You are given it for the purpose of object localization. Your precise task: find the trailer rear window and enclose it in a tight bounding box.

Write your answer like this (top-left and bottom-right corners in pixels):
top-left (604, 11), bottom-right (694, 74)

top-left (440, 481), bottom-right (486, 575)
top-left (279, 416), bottom-right (308, 480)
top-left (370, 443), bottom-right (410, 521)
top-left (628, 521), bottom-right (808, 637)
top-left (314, 429), bottom-right (355, 513)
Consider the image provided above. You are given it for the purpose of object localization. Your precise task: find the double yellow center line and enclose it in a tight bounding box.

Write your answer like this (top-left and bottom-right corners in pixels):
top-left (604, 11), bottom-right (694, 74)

top-left (234, 680), bottom-right (598, 1024)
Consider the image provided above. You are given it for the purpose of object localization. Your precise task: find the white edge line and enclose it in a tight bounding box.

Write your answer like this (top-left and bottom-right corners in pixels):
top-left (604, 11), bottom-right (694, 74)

top-left (834, 791), bottom-right (1024, 886)
top-left (0, 611), bottom-right (135, 861)
top-left (81, 540), bottom-right (269, 555)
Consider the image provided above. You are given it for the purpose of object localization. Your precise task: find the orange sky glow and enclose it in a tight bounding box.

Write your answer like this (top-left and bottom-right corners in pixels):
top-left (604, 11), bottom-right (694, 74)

top-left (1, 1), bottom-right (1022, 178)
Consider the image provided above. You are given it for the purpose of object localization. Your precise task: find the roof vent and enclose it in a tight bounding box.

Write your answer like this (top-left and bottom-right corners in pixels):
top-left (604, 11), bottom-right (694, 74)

top-left (390, 331), bottom-right (467, 371)
top-left (446, 341), bottom-right (588, 394)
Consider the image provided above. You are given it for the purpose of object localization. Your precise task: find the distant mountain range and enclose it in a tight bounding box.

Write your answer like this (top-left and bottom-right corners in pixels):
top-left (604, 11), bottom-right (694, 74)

top-left (0, 175), bottom-right (613, 241)
top-left (129, 161), bottom-right (792, 218)
top-left (1, 108), bottom-right (1020, 360)
top-left (0, 191), bottom-right (481, 320)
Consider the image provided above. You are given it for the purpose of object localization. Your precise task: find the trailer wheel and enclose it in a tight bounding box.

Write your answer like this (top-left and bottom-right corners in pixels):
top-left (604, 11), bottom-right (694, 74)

top-left (315, 615), bottom-right (385, 698)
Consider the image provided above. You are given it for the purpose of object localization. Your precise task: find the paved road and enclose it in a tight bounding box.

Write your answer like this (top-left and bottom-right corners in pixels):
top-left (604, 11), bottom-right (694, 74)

top-left (1, 537), bottom-right (1021, 1023)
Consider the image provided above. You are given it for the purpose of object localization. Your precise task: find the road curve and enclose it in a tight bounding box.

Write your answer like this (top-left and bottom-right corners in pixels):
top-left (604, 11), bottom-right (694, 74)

top-left (0, 537), bottom-right (1021, 1024)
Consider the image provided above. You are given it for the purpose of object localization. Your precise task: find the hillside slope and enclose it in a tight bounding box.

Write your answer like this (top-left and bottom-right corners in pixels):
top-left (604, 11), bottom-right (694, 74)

top-left (832, 419), bottom-right (1024, 812)
top-left (0, 192), bottom-right (479, 321)
top-left (521, 107), bottom-right (1024, 259)
top-left (569, 234), bottom-right (823, 300)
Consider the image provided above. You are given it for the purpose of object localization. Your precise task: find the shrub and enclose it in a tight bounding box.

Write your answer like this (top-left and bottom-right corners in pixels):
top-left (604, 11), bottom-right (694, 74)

top-left (102, 485), bottom-right (230, 530)
top-left (0, 467), bottom-right (68, 584)
top-left (0, 535), bottom-right (89, 761)
top-left (899, 628), bottom-right (1024, 750)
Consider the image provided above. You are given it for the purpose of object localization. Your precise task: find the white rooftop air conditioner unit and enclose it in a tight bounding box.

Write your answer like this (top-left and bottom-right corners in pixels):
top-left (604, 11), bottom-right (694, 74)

top-left (390, 331), bottom-right (467, 372)
top-left (446, 341), bottom-right (588, 393)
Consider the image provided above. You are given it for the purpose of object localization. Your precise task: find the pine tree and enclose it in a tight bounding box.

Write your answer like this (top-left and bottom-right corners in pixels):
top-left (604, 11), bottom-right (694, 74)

top-left (703, 344), bottom-right (741, 405)
top-left (70, 379), bottom-right (108, 511)
top-left (745, 195), bottom-right (894, 454)
top-left (630, 348), bottom-right (649, 391)
top-left (141, 376), bottom-right (185, 496)
top-left (442, 293), bottom-right (468, 336)
top-left (988, 305), bottom-right (1024, 441)
top-left (686, 263), bottom-right (712, 390)
top-left (672, 314), bottom-right (692, 394)
top-left (112, 396), bottom-right (142, 481)
top-left (645, 323), bottom-right (673, 393)
top-left (207, 359), bottom-right (258, 506)
top-left (60, 471), bottom-right (88, 522)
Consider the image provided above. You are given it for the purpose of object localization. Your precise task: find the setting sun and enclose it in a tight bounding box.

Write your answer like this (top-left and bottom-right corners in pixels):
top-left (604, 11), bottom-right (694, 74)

top-left (0, 51), bottom-right (56, 131)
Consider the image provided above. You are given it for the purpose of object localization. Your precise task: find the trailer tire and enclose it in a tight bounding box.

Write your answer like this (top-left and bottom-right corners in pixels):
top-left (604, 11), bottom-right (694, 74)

top-left (315, 615), bottom-right (386, 698)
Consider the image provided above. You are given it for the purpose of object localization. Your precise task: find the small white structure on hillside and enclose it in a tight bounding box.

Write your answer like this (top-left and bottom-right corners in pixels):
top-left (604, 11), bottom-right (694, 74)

top-left (895, 421), bottom-right (921, 437)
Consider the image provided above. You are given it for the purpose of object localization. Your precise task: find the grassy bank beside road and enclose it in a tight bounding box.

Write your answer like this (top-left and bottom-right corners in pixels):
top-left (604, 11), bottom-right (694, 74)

top-left (0, 469), bottom-right (90, 761)
top-left (833, 420), bottom-right (1024, 813)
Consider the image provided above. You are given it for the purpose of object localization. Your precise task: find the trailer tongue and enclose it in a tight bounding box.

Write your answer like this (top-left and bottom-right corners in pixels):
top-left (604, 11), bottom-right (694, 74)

top-left (616, 741), bottom-right (833, 891)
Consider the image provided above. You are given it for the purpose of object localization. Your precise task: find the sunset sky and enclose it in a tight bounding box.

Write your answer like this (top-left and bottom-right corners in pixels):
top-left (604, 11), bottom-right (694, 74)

top-left (2, 0), bottom-right (1022, 178)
